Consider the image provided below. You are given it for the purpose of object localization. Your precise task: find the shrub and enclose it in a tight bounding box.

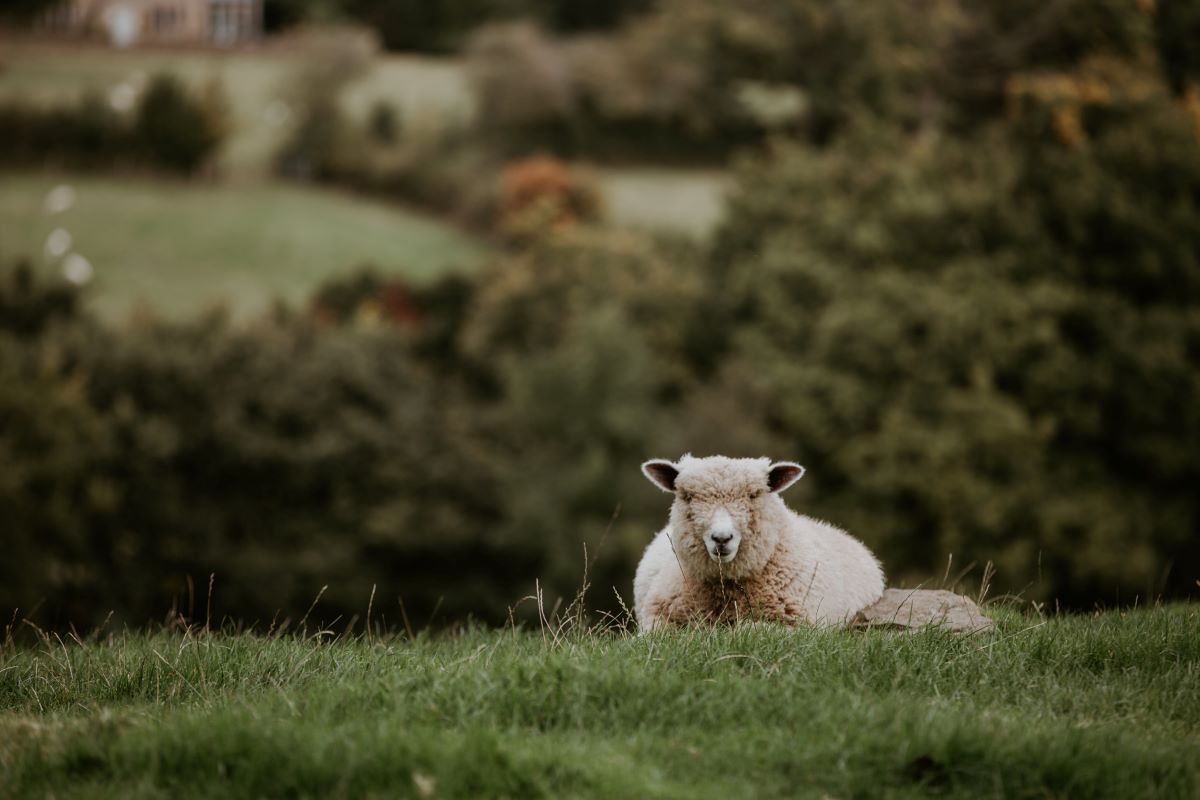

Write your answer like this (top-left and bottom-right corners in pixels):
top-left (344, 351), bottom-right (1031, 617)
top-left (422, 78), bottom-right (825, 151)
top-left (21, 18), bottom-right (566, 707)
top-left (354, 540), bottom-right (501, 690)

top-left (707, 64), bottom-right (1200, 603)
top-left (497, 155), bottom-right (603, 241)
top-left (467, 22), bottom-right (576, 131)
top-left (466, 17), bottom-right (761, 159)
top-left (0, 260), bottom-right (80, 336)
top-left (461, 0), bottom-right (1191, 158)
top-left (0, 76), bottom-right (224, 174)
top-left (0, 232), bottom-right (707, 632)
top-left (0, 267), bottom-right (505, 629)
top-left (0, 95), bottom-right (130, 170)
top-left (335, 0), bottom-right (651, 53)
top-left (275, 37), bottom-right (370, 178)
top-left (310, 267), bottom-right (424, 329)
top-left (6, 1), bottom-right (1200, 632)
top-left (134, 75), bottom-right (225, 174)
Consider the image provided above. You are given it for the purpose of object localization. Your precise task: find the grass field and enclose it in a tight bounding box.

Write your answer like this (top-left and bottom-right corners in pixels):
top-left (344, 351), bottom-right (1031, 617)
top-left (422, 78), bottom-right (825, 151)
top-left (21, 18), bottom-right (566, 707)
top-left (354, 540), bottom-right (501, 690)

top-left (0, 172), bottom-right (492, 320)
top-left (595, 168), bottom-right (730, 237)
top-left (0, 41), bottom-right (733, 237)
top-left (1, 607), bottom-right (1197, 798)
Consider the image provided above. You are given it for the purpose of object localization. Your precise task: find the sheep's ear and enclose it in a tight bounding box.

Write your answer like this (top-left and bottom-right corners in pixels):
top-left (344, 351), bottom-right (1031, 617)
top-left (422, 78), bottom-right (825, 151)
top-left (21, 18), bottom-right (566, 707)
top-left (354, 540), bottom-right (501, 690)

top-left (641, 460), bottom-right (679, 493)
top-left (767, 462), bottom-right (806, 493)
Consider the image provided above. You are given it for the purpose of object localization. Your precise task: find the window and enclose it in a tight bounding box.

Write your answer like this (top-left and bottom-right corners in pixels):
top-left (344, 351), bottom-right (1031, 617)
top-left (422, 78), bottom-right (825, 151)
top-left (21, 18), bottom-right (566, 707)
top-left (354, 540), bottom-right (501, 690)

top-left (152, 7), bottom-right (178, 32)
top-left (209, 1), bottom-right (259, 46)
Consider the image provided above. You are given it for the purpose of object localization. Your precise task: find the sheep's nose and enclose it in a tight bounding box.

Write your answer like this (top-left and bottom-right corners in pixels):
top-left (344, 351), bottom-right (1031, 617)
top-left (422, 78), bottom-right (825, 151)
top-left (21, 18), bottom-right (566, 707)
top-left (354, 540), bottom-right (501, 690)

top-left (710, 531), bottom-right (734, 545)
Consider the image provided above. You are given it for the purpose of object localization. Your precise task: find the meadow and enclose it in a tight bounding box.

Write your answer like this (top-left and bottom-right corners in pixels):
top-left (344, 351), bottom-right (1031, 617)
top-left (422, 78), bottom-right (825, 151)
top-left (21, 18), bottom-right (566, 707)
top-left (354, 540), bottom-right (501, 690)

top-left (595, 168), bottom-right (729, 237)
top-left (2, 7), bottom-right (1197, 796)
top-left (0, 172), bottom-right (491, 320)
top-left (0, 40), bottom-right (730, 238)
top-left (1, 606), bottom-right (1197, 798)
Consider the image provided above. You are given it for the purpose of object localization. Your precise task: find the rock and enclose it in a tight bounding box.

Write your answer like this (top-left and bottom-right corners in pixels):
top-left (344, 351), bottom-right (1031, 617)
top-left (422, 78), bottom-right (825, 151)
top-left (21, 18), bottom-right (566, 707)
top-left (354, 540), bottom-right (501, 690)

top-left (852, 589), bottom-right (995, 634)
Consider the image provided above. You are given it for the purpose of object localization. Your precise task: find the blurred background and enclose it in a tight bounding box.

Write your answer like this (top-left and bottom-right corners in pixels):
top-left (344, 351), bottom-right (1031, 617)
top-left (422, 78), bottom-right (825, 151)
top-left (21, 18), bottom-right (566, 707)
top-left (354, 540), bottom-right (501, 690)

top-left (1, 0), bottom-right (1198, 632)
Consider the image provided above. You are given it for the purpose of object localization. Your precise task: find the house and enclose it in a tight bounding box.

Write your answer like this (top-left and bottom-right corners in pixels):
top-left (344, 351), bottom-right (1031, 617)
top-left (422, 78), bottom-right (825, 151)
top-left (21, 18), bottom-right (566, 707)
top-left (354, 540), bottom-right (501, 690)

top-left (42, 0), bottom-right (262, 47)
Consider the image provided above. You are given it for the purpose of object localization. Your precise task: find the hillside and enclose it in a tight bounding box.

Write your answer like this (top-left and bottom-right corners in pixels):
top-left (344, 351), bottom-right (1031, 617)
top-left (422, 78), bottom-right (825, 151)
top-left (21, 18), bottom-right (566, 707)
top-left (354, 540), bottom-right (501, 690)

top-left (0, 173), bottom-right (492, 320)
top-left (2, 607), bottom-right (1197, 798)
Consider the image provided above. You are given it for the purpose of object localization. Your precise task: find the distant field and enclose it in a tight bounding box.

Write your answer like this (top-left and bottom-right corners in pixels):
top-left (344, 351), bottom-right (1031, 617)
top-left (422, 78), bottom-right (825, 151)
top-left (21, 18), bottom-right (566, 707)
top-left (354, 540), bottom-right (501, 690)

top-left (0, 41), bottom-right (734, 236)
top-left (0, 172), bottom-right (492, 320)
top-left (0, 40), bottom-right (474, 177)
top-left (596, 167), bottom-right (730, 237)
top-left (1, 607), bottom-right (1197, 798)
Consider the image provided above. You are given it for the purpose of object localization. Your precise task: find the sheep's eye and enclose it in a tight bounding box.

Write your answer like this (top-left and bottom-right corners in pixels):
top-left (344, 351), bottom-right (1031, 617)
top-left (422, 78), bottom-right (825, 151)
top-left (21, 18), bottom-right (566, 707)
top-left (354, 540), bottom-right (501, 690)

top-left (749, 490), bottom-right (763, 500)
top-left (679, 491), bottom-right (693, 503)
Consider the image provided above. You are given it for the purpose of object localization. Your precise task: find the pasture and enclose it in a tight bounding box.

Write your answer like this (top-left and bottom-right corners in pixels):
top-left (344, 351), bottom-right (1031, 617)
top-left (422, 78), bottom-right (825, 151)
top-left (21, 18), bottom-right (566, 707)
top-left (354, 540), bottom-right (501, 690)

top-left (0, 40), bottom-right (731, 237)
top-left (1, 606), bottom-right (1197, 798)
top-left (595, 168), bottom-right (730, 237)
top-left (0, 172), bottom-right (491, 320)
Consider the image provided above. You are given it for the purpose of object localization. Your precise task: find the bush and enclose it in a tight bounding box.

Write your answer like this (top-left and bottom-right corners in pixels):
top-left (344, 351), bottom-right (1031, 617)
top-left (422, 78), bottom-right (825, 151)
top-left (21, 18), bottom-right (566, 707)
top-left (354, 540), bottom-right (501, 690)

top-left (0, 227), bottom-right (710, 632)
top-left (705, 64), bottom-right (1200, 603)
top-left (0, 75), bottom-right (224, 174)
top-left (335, 0), bottom-right (652, 53)
top-left (466, 18), bottom-right (762, 159)
top-left (467, 22), bottom-right (576, 131)
top-left (6, 1), bottom-right (1200, 631)
top-left (0, 95), bottom-right (130, 170)
top-left (133, 76), bottom-right (225, 174)
top-left (0, 261), bottom-right (80, 337)
top-left (0, 267), bottom-right (502, 629)
top-left (274, 40), bottom-right (369, 179)
top-left (462, 0), bottom-right (1195, 158)
top-left (497, 155), bottom-right (603, 241)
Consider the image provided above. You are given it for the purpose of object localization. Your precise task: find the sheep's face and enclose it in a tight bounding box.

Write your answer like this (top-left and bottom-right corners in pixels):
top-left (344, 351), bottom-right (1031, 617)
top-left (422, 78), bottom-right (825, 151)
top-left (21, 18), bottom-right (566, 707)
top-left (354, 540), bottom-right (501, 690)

top-left (679, 490), bottom-right (752, 565)
top-left (642, 455), bottom-right (805, 580)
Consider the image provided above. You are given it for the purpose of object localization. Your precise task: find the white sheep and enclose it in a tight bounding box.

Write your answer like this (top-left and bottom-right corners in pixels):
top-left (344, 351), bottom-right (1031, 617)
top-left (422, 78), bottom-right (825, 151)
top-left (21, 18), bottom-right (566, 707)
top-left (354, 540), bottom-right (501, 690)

top-left (634, 455), bottom-right (884, 631)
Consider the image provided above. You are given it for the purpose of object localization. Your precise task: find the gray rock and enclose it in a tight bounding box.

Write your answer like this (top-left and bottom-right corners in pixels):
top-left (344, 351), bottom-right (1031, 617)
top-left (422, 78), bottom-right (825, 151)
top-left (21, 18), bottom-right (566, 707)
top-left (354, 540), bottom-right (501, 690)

top-left (852, 589), bottom-right (995, 634)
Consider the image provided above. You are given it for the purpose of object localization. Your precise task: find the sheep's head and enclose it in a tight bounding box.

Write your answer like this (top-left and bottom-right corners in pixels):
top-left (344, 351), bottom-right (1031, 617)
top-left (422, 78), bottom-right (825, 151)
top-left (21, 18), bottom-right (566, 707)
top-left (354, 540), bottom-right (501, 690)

top-left (642, 455), bottom-right (805, 580)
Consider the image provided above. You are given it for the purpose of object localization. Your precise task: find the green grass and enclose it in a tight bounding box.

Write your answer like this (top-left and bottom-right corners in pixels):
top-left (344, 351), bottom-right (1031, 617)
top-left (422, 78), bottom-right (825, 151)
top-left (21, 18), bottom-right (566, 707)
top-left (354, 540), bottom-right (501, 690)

top-left (2, 607), bottom-right (1197, 798)
top-left (0, 42), bottom-right (734, 238)
top-left (0, 42), bottom-right (735, 239)
top-left (0, 172), bottom-right (492, 320)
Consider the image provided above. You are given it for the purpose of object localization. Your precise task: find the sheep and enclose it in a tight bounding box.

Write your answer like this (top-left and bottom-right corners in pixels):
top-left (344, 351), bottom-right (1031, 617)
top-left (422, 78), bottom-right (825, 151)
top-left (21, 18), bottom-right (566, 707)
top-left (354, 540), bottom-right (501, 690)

top-left (633, 455), bottom-right (884, 631)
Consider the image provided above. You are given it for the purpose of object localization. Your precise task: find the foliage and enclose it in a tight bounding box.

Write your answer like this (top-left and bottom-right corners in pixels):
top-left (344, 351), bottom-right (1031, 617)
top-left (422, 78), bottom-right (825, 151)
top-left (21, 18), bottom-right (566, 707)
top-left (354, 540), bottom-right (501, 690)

top-left (261, 0), bottom-right (331, 33)
top-left (497, 155), bottom-right (604, 242)
top-left (0, 261), bottom-right (79, 336)
top-left (0, 95), bottom-right (131, 170)
top-left (5, 0), bottom-right (1200, 630)
top-left (268, 35), bottom-right (507, 230)
top-left (134, 75), bottom-right (225, 174)
top-left (0, 274), bottom-right (497, 629)
top-left (335, 0), bottom-right (653, 52)
top-left (0, 0), bottom-right (58, 22)
top-left (467, 22), bottom-right (574, 131)
top-left (1155, 0), bottom-right (1200, 94)
top-left (2, 610), bottom-right (1199, 797)
top-left (275, 39), bottom-right (370, 179)
top-left (0, 223), bottom-right (708, 630)
top-left (466, 18), bottom-right (762, 160)
top-left (464, 0), bottom-right (1199, 159)
top-left (310, 267), bottom-right (423, 327)
top-left (705, 68), bottom-right (1200, 602)
top-left (0, 75), bottom-right (223, 175)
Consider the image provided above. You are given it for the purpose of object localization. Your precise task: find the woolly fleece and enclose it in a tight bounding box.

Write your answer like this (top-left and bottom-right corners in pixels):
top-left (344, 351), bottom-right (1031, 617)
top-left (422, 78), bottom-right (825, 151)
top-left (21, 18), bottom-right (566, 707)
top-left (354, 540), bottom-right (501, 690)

top-left (634, 455), bottom-right (885, 631)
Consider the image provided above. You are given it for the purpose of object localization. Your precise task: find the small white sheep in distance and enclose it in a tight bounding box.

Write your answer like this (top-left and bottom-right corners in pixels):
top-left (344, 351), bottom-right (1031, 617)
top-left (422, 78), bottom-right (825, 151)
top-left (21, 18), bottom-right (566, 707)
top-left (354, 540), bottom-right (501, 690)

top-left (634, 455), bottom-right (884, 631)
